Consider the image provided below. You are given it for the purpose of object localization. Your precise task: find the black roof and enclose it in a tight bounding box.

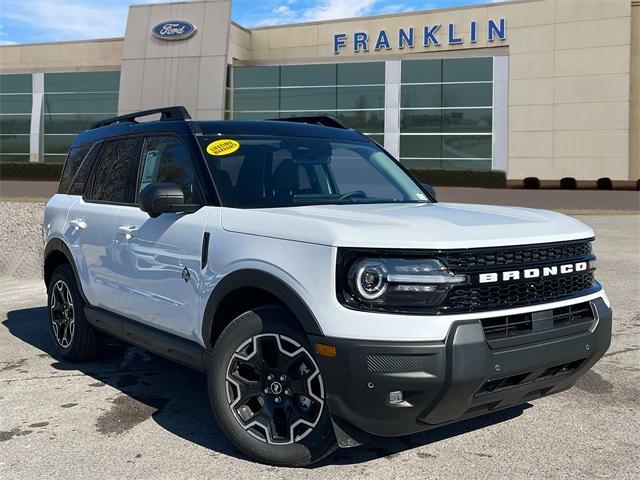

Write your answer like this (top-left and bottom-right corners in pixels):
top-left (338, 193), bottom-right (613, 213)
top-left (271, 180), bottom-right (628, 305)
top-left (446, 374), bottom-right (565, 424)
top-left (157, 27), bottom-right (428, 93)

top-left (73, 106), bottom-right (370, 148)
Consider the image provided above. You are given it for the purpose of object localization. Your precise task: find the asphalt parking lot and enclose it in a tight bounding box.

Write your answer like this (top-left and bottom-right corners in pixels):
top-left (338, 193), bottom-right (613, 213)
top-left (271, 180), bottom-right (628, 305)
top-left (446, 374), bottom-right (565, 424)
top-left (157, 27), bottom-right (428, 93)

top-left (1, 202), bottom-right (638, 479)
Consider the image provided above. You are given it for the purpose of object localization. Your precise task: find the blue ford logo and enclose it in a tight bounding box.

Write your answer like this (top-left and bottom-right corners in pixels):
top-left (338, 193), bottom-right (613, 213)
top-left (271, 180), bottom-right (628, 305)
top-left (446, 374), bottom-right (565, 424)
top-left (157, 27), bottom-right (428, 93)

top-left (152, 20), bottom-right (197, 41)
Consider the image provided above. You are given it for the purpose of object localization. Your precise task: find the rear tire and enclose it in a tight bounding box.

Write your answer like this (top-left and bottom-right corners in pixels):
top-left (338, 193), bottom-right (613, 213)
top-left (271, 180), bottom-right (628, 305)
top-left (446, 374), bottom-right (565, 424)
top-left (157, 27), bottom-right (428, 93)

top-left (208, 305), bottom-right (337, 466)
top-left (47, 264), bottom-right (102, 362)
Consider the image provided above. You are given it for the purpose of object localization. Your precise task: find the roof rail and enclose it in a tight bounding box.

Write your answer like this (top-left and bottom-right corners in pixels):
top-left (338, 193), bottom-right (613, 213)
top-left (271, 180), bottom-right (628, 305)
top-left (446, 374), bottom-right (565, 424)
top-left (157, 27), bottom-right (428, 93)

top-left (89, 106), bottom-right (191, 130)
top-left (269, 116), bottom-right (348, 130)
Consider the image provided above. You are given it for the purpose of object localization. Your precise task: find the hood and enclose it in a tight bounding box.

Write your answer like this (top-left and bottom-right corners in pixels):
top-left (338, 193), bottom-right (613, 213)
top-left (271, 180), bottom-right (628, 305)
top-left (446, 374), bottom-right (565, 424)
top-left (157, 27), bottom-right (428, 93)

top-left (221, 202), bottom-right (594, 249)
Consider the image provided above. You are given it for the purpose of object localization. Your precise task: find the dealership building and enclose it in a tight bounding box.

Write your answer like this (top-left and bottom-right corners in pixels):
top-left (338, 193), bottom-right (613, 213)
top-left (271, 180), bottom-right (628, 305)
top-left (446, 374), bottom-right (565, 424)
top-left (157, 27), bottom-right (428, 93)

top-left (0, 0), bottom-right (638, 180)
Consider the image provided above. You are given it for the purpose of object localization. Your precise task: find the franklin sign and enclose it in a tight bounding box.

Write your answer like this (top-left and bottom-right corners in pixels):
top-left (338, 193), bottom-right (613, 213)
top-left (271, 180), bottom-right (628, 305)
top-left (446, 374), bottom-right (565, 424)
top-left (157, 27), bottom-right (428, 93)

top-left (333, 18), bottom-right (506, 54)
top-left (152, 21), bottom-right (197, 41)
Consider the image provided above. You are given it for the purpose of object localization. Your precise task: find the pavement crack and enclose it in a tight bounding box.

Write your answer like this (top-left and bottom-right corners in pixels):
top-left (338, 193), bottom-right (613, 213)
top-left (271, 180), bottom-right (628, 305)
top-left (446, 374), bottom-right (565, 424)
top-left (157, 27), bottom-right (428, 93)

top-left (0, 359), bottom-right (26, 372)
top-left (605, 347), bottom-right (640, 358)
top-left (0, 428), bottom-right (33, 442)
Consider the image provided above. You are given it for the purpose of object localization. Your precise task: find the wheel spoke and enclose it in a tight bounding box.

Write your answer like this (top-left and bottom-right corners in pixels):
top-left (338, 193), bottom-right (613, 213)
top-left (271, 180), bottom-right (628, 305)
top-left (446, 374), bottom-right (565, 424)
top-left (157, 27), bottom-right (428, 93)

top-left (232, 376), bottom-right (263, 405)
top-left (286, 352), bottom-right (316, 380)
top-left (255, 336), bottom-right (280, 369)
top-left (285, 399), bottom-right (315, 427)
top-left (52, 286), bottom-right (64, 312)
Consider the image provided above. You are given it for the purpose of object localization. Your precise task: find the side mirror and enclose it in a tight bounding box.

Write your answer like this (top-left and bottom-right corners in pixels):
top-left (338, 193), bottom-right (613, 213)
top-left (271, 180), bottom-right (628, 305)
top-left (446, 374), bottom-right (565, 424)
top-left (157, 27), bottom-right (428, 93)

top-left (138, 182), bottom-right (199, 218)
top-left (422, 183), bottom-right (437, 201)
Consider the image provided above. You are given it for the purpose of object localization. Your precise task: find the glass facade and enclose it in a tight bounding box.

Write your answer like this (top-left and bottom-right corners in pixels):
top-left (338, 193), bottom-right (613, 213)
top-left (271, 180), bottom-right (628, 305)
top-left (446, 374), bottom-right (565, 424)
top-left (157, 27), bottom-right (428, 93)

top-left (2, 58), bottom-right (494, 170)
top-left (399, 57), bottom-right (493, 170)
top-left (228, 58), bottom-right (494, 170)
top-left (0, 74), bottom-right (32, 162)
top-left (228, 62), bottom-right (385, 145)
top-left (43, 71), bottom-right (120, 162)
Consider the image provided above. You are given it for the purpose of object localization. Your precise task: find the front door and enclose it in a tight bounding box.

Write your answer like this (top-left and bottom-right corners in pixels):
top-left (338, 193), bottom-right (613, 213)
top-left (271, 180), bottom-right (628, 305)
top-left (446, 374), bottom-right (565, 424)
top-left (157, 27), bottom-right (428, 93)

top-left (113, 135), bottom-right (209, 339)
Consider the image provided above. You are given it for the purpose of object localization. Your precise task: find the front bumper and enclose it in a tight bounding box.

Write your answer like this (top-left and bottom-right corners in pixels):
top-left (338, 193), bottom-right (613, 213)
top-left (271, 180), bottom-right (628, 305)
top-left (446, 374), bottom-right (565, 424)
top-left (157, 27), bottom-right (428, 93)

top-left (310, 297), bottom-right (612, 439)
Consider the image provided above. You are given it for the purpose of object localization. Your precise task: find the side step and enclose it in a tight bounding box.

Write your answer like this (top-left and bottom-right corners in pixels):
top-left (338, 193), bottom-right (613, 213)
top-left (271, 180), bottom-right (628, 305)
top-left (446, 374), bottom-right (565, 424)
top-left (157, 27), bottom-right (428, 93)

top-left (85, 305), bottom-right (211, 372)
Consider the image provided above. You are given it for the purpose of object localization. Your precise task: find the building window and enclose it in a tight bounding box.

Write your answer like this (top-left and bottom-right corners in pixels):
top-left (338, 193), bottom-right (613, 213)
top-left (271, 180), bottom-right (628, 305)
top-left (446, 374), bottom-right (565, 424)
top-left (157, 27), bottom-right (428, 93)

top-left (228, 62), bottom-right (385, 144)
top-left (0, 74), bottom-right (32, 162)
top-left (399, 57), bottom-right (493, 170)
top-left (43, 71), bottom-right (120, 163)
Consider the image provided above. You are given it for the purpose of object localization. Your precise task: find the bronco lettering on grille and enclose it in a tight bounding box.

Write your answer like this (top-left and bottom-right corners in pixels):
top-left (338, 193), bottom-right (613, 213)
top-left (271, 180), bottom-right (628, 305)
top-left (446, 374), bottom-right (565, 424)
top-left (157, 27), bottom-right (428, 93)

top-left (478, 261), bottom-right (589, 284)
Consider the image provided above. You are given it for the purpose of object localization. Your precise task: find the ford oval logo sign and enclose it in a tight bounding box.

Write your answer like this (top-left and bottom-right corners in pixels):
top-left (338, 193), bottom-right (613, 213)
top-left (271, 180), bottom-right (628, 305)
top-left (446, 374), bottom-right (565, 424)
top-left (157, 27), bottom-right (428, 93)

top-left (152, 21), bottom-right (197, 41)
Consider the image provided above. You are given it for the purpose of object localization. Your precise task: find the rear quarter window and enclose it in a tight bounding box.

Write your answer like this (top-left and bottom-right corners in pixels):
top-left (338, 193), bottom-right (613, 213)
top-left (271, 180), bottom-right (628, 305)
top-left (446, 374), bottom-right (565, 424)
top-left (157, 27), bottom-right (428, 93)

top-left (67, 142), bottom-right (101, 196)
top-left (58, 144), bottom-right (91, 194)
top-left (86, 137), bottom-right (139, 204)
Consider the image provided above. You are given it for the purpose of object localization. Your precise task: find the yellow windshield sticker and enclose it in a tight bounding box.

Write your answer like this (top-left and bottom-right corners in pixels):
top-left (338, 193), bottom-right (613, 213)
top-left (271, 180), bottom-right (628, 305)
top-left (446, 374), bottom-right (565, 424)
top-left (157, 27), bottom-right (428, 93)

top-left (207, 139), bottom-right (240, 156)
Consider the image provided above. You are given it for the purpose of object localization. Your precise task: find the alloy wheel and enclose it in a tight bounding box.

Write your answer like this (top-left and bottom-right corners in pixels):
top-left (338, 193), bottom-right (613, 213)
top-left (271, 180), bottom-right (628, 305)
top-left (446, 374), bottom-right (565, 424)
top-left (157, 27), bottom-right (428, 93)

top-left (50, 280), bottom-right (75, 348)
top-left (225, 333), bottom-right (325, 445)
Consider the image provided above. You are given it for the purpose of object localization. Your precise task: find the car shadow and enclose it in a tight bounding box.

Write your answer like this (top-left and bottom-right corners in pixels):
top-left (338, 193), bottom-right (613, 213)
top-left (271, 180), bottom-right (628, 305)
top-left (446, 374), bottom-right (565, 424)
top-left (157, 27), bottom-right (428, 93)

top-left (3, 306), bottom-right (530, 467)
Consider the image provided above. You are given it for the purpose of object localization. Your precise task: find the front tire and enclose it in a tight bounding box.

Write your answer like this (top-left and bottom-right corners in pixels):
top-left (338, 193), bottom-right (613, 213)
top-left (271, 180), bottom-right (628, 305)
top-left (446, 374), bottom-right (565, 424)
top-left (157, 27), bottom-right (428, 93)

top-left (47, 264), bottom-right (101, 362)
top-left (208, 305), bottom-right (337, 466)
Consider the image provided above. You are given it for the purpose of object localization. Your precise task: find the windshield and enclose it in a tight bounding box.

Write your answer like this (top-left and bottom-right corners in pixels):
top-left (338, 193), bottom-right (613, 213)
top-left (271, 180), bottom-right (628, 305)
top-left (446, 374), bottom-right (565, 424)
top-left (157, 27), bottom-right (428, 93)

top-left (199, 135), bottom-right (430, 208)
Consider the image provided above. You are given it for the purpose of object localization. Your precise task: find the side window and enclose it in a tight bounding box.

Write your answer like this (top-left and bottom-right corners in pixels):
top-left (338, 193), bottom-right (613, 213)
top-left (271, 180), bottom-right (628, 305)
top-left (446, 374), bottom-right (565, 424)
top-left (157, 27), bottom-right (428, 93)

top-left (88, 138), bottom-right (139, 204)
top-left (138, 136), bottom-right (199, 204)
top-left (67, 142), bottom-right (101, 196)
top-left (59, 144), bottom-right (91, 194)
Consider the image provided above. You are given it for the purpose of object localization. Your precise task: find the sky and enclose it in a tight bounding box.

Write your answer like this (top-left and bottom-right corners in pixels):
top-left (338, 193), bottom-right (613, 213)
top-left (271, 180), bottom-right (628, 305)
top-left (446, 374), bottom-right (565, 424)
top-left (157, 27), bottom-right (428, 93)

top-left (0, 0), bottom-right (507, 46)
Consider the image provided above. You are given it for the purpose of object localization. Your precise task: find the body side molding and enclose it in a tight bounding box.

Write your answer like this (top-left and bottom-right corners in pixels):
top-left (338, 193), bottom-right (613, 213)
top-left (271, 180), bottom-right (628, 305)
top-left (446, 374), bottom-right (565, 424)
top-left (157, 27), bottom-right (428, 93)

top-left (85, 305), bottom-right (210, 372)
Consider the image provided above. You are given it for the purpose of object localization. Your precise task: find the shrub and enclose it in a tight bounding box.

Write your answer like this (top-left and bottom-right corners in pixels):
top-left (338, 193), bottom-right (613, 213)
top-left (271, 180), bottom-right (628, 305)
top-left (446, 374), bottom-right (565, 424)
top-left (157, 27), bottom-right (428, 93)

top-left (596, 177), bottom-right (613, 190)
top-left (560, 177), bottom-right (577, 190)
top-left (408, 169), bottom-right (506, 188)
top-left (1, 163), bottom-right (509, 189)
top-left (523, 177), bottom-right (540, 189)
top-left (0, 162), bottom-right (63, 180)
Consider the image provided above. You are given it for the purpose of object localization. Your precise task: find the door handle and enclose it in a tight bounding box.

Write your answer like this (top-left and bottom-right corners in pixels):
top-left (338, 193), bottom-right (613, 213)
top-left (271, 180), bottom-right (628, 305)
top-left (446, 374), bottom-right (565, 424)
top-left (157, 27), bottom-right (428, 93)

top-left (69, 218), bottom-right (87, 230)
top-left (118, 225), bottom-right (139, 239)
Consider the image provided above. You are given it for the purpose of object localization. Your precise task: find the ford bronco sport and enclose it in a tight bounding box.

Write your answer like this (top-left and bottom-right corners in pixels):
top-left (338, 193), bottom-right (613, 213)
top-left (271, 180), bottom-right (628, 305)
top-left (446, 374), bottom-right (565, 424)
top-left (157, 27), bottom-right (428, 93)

top-left (43, 106), bottom-right (611, 466)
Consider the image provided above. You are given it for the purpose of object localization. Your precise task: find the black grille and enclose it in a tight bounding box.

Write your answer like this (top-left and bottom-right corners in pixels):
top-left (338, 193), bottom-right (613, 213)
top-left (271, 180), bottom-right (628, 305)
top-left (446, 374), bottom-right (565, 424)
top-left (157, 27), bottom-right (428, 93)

top-left (480, 301), bottom-right (595, 342)
top-left (445, 272), bottom-right (595, 312)
top-left (440, 240), bottom-right (592, 271)
top-left (475, 358), bottom-right (586, 397)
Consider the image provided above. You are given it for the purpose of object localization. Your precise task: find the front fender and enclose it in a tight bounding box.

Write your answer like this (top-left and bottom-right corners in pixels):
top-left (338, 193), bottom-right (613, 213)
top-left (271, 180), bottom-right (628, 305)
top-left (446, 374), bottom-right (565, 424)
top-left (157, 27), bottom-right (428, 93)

top-left (201, 268), bottom-right (324, 349)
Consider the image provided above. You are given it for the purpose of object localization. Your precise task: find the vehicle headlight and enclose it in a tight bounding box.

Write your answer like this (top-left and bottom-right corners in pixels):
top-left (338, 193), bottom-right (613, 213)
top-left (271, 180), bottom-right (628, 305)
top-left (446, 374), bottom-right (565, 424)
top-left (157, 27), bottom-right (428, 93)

top-left (342, 256), bottom-right (468, 310)
top-left (354, 261), bottom-right (388, 300)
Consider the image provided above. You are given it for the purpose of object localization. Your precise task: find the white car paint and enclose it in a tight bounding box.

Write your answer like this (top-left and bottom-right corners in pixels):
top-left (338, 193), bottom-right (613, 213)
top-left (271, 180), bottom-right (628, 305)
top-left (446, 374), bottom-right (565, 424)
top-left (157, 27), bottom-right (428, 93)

top-left (220, 202), bottom-right (595, 249)
top-left (45, 194), bottom-right (606, 344)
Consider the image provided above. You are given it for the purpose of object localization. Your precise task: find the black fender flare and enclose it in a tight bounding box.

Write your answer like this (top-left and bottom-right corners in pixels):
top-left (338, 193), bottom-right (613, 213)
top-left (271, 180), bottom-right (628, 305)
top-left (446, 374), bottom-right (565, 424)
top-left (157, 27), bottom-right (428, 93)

top-left (201, 269), bottom-right (324, 349)
top-left (43, 238), bottom-right (88, 303)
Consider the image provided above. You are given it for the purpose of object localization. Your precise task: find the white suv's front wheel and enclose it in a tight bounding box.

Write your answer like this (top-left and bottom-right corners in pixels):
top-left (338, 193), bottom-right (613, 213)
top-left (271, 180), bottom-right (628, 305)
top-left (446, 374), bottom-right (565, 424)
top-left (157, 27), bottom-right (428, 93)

top-left (208, 305), bottom-right (337, 466)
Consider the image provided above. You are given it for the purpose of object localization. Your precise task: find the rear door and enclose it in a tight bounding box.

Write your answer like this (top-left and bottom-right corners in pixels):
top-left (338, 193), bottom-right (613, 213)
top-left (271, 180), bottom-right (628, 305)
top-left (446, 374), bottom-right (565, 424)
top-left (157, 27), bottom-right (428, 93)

top-left (65, 137), bottom-right (141, 309)
top-left (113, 134), bottom-right (210, 339)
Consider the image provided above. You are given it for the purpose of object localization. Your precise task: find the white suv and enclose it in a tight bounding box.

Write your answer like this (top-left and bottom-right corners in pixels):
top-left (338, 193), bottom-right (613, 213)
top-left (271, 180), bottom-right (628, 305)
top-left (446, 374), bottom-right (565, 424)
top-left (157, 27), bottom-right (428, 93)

top-left (43, 107), bottom-right (612, 466)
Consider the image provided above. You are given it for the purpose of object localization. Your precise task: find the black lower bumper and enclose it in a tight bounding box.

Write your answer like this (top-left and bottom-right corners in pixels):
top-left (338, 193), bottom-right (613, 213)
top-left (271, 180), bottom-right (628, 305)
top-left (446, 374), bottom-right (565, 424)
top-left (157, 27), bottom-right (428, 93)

top-left (310, 298), bottom-right (612, 440)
